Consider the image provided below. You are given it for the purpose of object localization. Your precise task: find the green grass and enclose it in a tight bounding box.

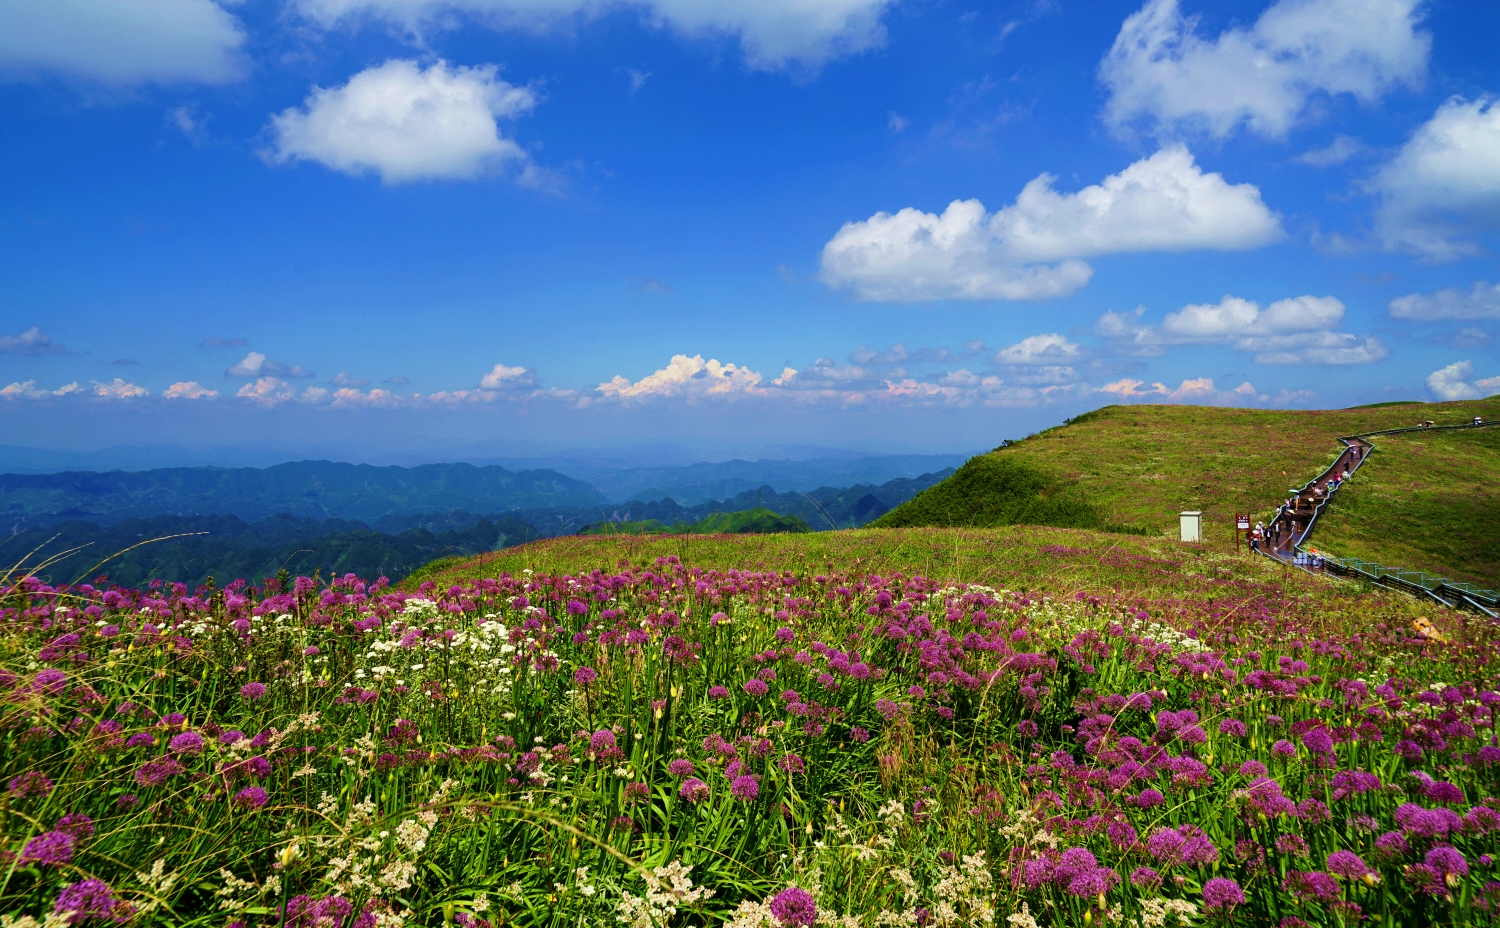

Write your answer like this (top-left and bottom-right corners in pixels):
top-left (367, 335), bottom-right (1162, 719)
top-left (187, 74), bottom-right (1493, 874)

top-left (875, 396), bottom-right (1500, 548)
top-left (869, 455), bottom-right (1104, 531)
top-left (411, 523), bottom-right (1355, 605)
top-left (1311, 425), bottom-right (1500, 589)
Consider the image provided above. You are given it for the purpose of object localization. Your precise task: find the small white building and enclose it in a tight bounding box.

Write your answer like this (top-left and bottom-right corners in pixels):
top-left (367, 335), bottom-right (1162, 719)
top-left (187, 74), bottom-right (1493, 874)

top-left (1179, 511), bottom-right (1203, 543)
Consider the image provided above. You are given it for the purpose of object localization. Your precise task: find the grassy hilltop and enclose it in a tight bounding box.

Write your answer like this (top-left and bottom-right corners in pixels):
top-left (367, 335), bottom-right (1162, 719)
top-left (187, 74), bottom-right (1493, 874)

top-left (1312, 423), bottom-right (1500, 588)
top-left (875, 397), bottom-right (1500, 554)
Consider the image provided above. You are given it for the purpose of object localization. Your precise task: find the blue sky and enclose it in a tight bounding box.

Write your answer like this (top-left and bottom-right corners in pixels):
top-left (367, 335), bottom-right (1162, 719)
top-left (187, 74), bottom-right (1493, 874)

top-left (2, 0), bottom-right (1498, 460)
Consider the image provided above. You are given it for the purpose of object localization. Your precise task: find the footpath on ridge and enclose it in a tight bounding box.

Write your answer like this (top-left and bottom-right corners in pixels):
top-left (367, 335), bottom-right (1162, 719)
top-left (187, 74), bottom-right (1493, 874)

top-left (1260, 415), bottom-right (1499, 616)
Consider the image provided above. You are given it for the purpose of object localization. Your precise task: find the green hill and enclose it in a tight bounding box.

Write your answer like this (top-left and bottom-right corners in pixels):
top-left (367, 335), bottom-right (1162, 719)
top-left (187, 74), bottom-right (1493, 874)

top-left (1311, 424), bottom-right (1500, 588)
top-left (576, 507), bottom-right (810, 537)
top-left (875, 397), bottom-right (1500, 545)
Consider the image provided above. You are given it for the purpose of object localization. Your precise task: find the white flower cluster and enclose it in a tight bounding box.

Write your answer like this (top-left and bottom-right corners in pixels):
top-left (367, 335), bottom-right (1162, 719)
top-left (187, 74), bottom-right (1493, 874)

top-left (1138, 898), bottom-right (1198, 928)
top-left (929, 853), bottom-right (996, 927)
top-left (616, 861), bottom-right (713, 928)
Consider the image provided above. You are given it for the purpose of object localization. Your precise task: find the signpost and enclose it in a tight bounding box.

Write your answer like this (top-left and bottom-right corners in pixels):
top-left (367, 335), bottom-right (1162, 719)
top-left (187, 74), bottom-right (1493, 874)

top-left (1235, 513), bottom-right (1250, 553)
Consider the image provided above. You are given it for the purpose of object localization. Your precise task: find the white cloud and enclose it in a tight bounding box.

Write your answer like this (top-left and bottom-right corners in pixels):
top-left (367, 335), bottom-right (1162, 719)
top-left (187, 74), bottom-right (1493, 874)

top-left (330, 372), bottom-right (372, 387)
top-left (0, 380), bottom-right (82, 400)
top-left (163, 381), bottom-right (218, 399)
top-left (1372, 97), bottom-right (1500, 260)
top-left (227, 351), bottom-right (316, 379)
top-left (1100, 0), bottom-right (1428, 139)
top-left (820, 146), bottom-right (1279, 302)
top-left (479, 363), bottom-right (538, 390)
top-left (996, 333), bottom-right (1080, 366)
top-left (266, 60), bottom-right (538, 185)
top-left (1100, 376), bottom-right (1263, 404)
top-left (0, 0), bottom-right (245, 86)
top-left (236, 377), bottom-right (297, 407)
top-left (289, 0), bottom-right (894, 72)
top-left (1161, 294), bottom-right (1344, 339)
top-left (91, 378), bottom-right (149, 399)
top-left (1100, 294), bottom-right (1388, 365)
top-left (1295, 135), bottom-right (1364, 167)
top-left (1390, 281), bottom-right (1500, 321)
top-left (1425, 360), bottom-right (1500, 401)
top-left (595, 354), bottom-right (766, 401)
top-left (0, 326), bottom-right (66, 355)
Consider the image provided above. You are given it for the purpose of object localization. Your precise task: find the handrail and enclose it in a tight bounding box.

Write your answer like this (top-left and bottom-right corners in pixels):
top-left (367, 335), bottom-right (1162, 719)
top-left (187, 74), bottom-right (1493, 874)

top-left (1282, 418), bottom-right (1499, 613)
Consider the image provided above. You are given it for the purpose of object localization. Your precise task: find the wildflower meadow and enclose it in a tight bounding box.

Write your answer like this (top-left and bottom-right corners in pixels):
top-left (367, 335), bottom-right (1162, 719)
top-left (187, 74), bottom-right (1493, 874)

top-left (2, 551), bottom-right (1498, 927)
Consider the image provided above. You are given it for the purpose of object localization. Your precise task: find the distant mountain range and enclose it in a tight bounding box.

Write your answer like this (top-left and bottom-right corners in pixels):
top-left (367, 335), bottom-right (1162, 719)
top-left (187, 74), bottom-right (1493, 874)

top-left (1, 455), bottom-right (967, 586)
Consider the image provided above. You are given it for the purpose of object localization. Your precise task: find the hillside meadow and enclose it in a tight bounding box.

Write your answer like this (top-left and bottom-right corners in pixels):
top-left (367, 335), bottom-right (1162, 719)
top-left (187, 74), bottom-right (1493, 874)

top-left (875, 397), bottom-right (1500, 548)
top-left (1311, 425), bottom-right (1500, 590)
top-left (5, 525), bottom-right (1499, 927)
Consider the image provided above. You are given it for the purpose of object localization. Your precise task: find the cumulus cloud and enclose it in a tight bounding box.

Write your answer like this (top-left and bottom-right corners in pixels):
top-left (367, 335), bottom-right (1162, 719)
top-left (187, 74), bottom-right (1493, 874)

top-left (1390, 281), bottom-right (1500, 321)
top-left (0, 0), bottom-right (246, 86)
top-left (266, 60), bottom-right (538, 185)
top-left (227, 351), bottom-right (316, 379)
top-left (289, 0), bottom-right (894, 72)
top-left (1425, 360), bottom-right (1500, 401)
top-left (163, 381), bottom-right (218, 399)
top-left (330, 372), bottom-right (372, 387)
top-left (91, 378), bottom-right (149, 399)
top-left (1100, 376), bottom-right (1262, 404)
top-left (479, 363), bottom-right (538, 390)
top-left (236, 377), bottom-right (297, 407)
top-left (1098, 294), bottom-right (1387, 365)
top-left (595, 354), bottom-right (769, 402)
top-left (1372, 97), bottom-right (1500, 261)
top-left (1100, 0), bottom-right (1429, 139)
top-left (0, 380), bottom-right (82, 400)
top-left (820, 146), bottom-right (1279, 302)
top-left (0, 326), bottom-right (66, 355)
top-left (995, 333), bottom-right (1081, 366)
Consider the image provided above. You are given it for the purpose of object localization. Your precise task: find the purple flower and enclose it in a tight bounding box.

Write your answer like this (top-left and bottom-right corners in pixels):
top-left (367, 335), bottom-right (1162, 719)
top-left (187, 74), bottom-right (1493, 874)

top-left (34, 669), bottom-right (68, 694)
top-left (1237, 760), bottom-right (1267, 777)
top-left (590, 730), bottom-right (617, 754)
top-left (55, 814), bottom-right (95, 841)
top-left (284, 895), bottom-right (355, 928)
top-left (168, 731), bottom-right (204, 755)
top-left (125, 733), bottom-right (154, 749)
top-left (1276, 834), bottom-right (1309, 857)
top-left (1067, 868), bottom-right (1116, 898)
top-left (668, 759), bottom-right (695, 777)
top-left (21, 829), bottom-right (76, 866)
top-left (1134, 788), bottom-right (1164, 809)
top-left (1218, 719), bottom-right (1247, 737)
top-left (850, 727), bottom-right (870, 743)
top-left (1129, 867), bottom-right (1161, 890)
top-left (768, 887), bottom-right (817, 927)
top-left (730, 774), bottom-right (760, 802)
top-left (1327, 850), bottom-right (1371, 878)
top-left (1426, 845), bottom-right (1468, 878)
top-left (1373, 831), bottom-right (1410, 859)
top-left (743, 678), bottom-right (769, 697)
top-left (1426, 781), bottom-right (1465, 804)
top-left (8, 771), bottom-right (54, 799)
top-left (53, 878), bottom-right (122, 925)
top-left (679, 778), bottom-right (709, 803)
top-left (1301, 725), bottom-right (1335, 754)
top-left (573, 667), bottom-right (598, 686)
top-left (240, 682), bottom-right (266, 701)
top-left (134, 756), bottom-right (185, 787)
top-left (774, 627), bottom-right (796, 644)
top-left (1017, 719), bottom-right (1039, 738)
top-left (1272, 739), bottom-right (1298, 759)
top-left (707, 685), bottom-right (729, 700)
top-left (778, 754), bottom-right (806, 775)
top-left (234, 787), bottom-right (269, 809)
top-left (1283, 870), bottom-right (1340, 902)
top-left (1107, 820), bottom-right (1138, 849)
top-left (1147, 827), bottom-right (1185, 864)
top-left (1202, 877), bottom-right (1245, 912)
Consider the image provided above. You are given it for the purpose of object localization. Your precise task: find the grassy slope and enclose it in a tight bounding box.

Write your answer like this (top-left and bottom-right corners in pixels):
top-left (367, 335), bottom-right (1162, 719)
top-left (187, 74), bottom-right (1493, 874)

top-left (410, 524), bottom-right (1353, 606)
top-left (1311, 425), bottom-right (1500, 588)
top-left (878, 396), bottom-right (1500, 545)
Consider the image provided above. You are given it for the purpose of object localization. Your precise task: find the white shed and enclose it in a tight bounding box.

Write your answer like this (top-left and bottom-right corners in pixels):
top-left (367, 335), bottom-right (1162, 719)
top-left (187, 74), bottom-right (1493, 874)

top-left (1179, 511), bottom-right (1203, 543)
